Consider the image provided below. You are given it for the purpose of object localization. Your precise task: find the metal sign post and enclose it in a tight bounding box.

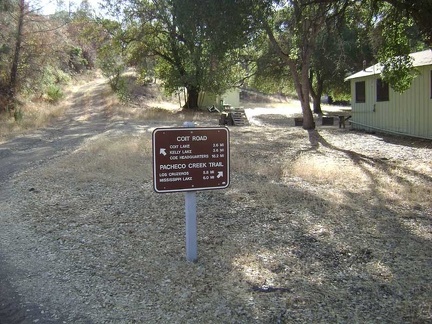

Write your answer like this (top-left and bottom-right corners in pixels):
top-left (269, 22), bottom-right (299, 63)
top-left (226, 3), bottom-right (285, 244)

top-left (185, 190), bottom-right (197, 262)
top-left (183, 122), bottom-right (197, 262)
top-left (152, 123), bottom-right (230, 262)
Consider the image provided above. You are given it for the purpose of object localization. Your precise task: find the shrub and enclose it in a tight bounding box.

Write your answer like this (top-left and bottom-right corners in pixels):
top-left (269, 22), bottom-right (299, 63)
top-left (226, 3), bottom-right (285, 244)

top-left (13, 108), bottom-right (23, 122)
top-left (46, 85), bottom-right (64, 103)
top-left (115, 77), bottom-right (130, 103)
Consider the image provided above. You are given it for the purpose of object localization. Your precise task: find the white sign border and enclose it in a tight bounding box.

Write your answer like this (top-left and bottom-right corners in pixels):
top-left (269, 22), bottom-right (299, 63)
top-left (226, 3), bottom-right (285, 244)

top-left (152, 126), bottom-right (230, 193)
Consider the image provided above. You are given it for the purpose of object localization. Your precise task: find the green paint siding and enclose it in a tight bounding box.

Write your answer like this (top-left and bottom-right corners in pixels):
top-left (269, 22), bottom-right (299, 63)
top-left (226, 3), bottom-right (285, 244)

top-left (198, 88), bottom-right (240, 108)
top-left (350, 65), bottom-right (432, 139)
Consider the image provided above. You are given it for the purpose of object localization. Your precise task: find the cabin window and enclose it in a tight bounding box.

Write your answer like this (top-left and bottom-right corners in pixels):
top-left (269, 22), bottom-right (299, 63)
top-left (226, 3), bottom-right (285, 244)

top-left (376, 78), bottom-right (389, 101)
top-left (355, 81), bottom-right (366, 103)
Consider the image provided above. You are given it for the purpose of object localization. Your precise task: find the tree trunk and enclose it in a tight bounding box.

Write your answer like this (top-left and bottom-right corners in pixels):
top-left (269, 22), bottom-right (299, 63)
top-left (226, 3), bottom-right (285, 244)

top-left (264, 20), bottom-right (319, 131)
top-left (300, 98), bottom-right (315, 130)
top-left (9, 0), bottom-right (25, 101)
top-left (183, 86), bottom-right (200, 110)
top-left (311, 95), bottom-right (322, 115)
top-left (289, 61), bottom-right (315, 130)
top-left (309, 70), bottom-right (323, 115)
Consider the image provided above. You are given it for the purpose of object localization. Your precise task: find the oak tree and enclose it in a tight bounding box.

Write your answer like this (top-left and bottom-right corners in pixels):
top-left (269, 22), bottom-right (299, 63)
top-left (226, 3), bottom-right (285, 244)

top-left (101, 0), bottom-right (257, 109)
top-left (263, 0), bottom-right (351, 129)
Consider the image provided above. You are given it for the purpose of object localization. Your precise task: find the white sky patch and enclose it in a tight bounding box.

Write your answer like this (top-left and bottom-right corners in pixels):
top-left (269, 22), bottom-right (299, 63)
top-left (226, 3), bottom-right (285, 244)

top-left (34, 0), bottom-right (101, 15)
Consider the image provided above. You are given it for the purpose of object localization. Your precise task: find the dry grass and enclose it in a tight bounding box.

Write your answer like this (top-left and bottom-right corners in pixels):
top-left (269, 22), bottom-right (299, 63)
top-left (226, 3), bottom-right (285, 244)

top-left (110, 105), bottom-right (181, 122)
top-left (288, 153), bottom-right (366, 185)
top-left (62, 134), bottom-right (153, 184)
top-left (3, 75), bottom-right (431, 323)
top-left (0, 72), bottom-right (100, 143)
top-left (0, 100), bottom-right (66, 143)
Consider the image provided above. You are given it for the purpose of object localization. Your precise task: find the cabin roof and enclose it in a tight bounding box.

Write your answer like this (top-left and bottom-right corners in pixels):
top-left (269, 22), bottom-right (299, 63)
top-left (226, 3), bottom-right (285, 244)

top-left (345, 49), bottom-right (432, 81)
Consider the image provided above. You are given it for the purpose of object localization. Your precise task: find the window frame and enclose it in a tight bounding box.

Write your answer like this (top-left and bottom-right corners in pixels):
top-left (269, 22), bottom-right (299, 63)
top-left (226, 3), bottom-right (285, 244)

top-left (376, 78), bottom-right (389, 102)
top-left (355, 81), bottom-right (366, 103)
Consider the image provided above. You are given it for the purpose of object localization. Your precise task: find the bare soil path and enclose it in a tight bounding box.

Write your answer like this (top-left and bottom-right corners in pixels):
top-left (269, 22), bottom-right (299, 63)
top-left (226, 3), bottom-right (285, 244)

top-left (0, 76), bottom-right (120, 323)
top-left (0, 77), bottom-right (113, 184)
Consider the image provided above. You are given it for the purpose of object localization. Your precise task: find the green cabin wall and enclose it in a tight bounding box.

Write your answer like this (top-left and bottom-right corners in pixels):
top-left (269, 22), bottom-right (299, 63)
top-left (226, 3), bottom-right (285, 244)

top-left (349, 65), bottom-right (432, 139)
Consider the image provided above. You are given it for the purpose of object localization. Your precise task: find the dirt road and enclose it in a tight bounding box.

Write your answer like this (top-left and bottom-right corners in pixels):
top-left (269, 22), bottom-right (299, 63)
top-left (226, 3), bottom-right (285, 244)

top-left (0, 77), bottom-right (120, 323)
top-left (0, 78), bottom-right (114, 182)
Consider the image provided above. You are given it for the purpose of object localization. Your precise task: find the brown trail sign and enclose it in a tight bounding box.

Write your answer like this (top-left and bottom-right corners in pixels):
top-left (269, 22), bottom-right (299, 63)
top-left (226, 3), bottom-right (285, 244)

top-left (152, 127), bottom-right (230, 193)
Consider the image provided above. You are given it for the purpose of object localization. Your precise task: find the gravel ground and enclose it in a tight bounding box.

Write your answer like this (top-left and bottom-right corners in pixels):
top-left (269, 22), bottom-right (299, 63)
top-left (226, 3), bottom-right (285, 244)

top-left (0, 78), bottom-right (431, 323)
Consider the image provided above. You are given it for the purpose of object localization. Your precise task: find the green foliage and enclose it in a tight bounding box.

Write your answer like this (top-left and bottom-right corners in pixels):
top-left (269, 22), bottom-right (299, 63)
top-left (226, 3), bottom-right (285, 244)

top-left (308, 2), bottom-right (375, 101)
top-left (36, 67), bottom-right (68, 103)
top-left (69, 46), bottom-right (88, 73)
top-left (380, 54), bottom-right (418, 93)
top-left (2, 98), bottom-right (23, 122)
top-left (377, 16), bottom-right (419, 93)
top-left (42, 66), bottom-right (71, 86)
top-left (101, 0), bottom-right (259, 108)
top-left (115, 77), bottom-right (130, 102)
top-left (0, 44), bottom-right (10, 88)
top-left (46, 85), bottom-right (64, 103)
top-left (98, 43), bottom-right (126, 92)
top-left (0, 0), bottom-right (13, 11)
top-left (0, 0), bottom-right (106, 111)
top-left (96, 18), bottom-right (128, 94)
top-left (0, 0), bottom-right (429, 115)
top-left (13, 108), bottom-right (23, 122)
top-left (375, 0), bottom-right (432, 47)
top-left (0, 0), bottom-right (77, 101)
top-left (96, 34), bottom-right (130, 102)
top-left (250, 41), bottom-right (295, 94)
